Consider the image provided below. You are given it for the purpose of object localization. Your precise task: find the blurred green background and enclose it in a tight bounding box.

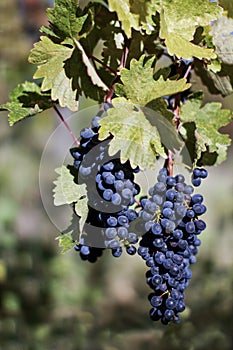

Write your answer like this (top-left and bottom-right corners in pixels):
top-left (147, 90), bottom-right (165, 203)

top-left (0, 1), bottom-right (233, 349)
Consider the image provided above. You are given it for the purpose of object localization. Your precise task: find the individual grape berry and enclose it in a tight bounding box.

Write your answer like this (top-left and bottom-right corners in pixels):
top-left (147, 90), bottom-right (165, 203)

top-left (126, 245), bottom-right (137, 255)
top-left (192, 177), bottom-right (201, 187)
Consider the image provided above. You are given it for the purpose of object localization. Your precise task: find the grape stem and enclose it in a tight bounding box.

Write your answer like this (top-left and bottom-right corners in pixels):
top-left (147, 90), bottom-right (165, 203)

top-left (53, 105), bottom-right (80, 146)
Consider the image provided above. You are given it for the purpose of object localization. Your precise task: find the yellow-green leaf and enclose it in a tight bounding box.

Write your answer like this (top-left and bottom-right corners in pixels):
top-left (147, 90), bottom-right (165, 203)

top-left (115, 56), bottom-right (191, 105)
top-left (29, 36), bottom-right (78, 111)
top-left (98, 97), bottom-right (166, 169)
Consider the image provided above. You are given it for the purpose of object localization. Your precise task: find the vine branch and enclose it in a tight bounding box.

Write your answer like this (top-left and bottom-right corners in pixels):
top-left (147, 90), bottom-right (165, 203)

top-left (53, 105), bottom-right (80, 146)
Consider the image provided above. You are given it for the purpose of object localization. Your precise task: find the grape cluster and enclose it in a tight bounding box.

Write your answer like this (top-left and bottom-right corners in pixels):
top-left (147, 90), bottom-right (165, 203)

top-left (137, 167), bottom-right (207, 324)
top-left (66, 107), bottom-right (208, 325)
top-left (69, 106), bottom-right (141, 260)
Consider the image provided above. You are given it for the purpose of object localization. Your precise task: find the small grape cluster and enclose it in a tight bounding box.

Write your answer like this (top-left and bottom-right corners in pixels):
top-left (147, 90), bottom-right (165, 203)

top-left (69, 106), bottom-right (141, 260)
top-left (137, 167), bottom-right (207, 324)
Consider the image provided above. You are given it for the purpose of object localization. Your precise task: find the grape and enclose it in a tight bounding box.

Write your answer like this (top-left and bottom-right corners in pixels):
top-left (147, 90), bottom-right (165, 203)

top-left (185, 221), bottom-right (195, 234)
top-left (191, 194), bottom-right (203, 204)
top-left (105, 227), bottom-right (117, 239)
top-left (166, 176), bottom-right (176, 187)
top-left (151, 223), bottom-right (162, 235)
top-left (117, 227), bottom-right (129, 239)
top-left (79, 165), bottom-right (92, 176)
top-left (165, 297), bottom-right (177, 309)
top-left (111, 193), bottom-right (122, 205)
top-left (107, 216), bottom-right (118, 227)
top-left (150, 295), bottom-right (162, 307)
top-left (103, 189), bottom-right (113, 201)
top-left (193, 204), bottom-right (207, 215)
top-left (166, 189), bottom-right (176, 201)
top-left (154, 182), bottom-right (167, 193)
top-left (126, 245), bottom-right (137, 255)
top-left (162, 207), bottom-right (174, 219)
top-left (112, 247), bottom-right (123, 257)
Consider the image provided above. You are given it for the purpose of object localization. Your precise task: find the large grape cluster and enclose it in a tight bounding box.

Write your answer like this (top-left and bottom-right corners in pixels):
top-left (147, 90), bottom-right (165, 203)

top-left (67, 107), bottom-right (208, 325)
top-left (137, 167), bottom-right (207, 324)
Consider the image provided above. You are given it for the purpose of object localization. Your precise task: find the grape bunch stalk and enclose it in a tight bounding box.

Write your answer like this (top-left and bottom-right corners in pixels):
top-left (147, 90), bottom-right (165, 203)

top-left (65, 105), bottom-right (208, 325)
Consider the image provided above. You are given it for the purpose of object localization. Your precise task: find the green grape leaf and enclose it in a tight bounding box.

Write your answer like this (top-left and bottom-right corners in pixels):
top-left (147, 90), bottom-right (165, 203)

top-left (74, 198), bottom-right (88, 233)
top-left (160, 10), bottom-right (217, 60)
top-left (46, 0), bottom-right (88, 38)
top-left (0, 81), bottom-right (52, 125)
top-left (29, 36), bottom-right (78, 111)
top-left (128, 0), bottom-right (160, 33)
top-left (115, 56), bottom-right (191, 105)
top-left (53, 166), bottom-right (87, 206)
top-left (160, 0), bottom-right (222, 42)
top-left (180, 99), bottom-right (233, 165)
top-left (56, 232), bottom-right (74, 253)
top-left (108, 0), bottom-right (140, 38)
top-left (210, 16), bottom-right (233, 65)
top-left (1, 102), bottom-right (42, 126)
top-left (98, 97), bottom-right (166, 169)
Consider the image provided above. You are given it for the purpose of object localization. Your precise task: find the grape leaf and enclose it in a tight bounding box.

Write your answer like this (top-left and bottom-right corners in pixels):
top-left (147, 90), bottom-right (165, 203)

top-left (0, 81), bottom-right (52, 125)
top-left (56, 232), bottom-right (74, 253)
top-left (98, 97), bottom-right (166, 169)
top-left (29, 36), bottom-right (79, 111)
top-left (160, 10), bottom-right (217, 60)
top-left (53, 166), bottom-right (87, 206)
top-left (180, 99), bottom-right (233, 165)
top-left (115, 56), bottom-right (191, 105)
top-left (160, 0), bottom-right (222, 42)
top-left (108, 0), bottom-right (140, 38)
top-left (210, 16), bottom-right (233, 65)
top-left (46, 0), bottom-right (88, 39)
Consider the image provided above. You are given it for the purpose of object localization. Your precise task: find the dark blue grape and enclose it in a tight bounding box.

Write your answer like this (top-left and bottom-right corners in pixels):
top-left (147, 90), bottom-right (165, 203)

top-left (151, 222), bottom-right (162, 235)
top-left (126, 245), bottom-right (137, 255)
top-left (103, 189), bottom-right (113, 201)
top-left (165, 297), bottom-right (177, 309)
top-left (112, 247), bottom-right (123, 257)
top-left (192, 177), bottom-right (201, 187)
top-left (107, 216), bottom-right (117, 227)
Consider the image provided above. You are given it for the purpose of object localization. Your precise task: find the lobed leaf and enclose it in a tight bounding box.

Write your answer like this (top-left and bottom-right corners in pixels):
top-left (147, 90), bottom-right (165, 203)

top-left (29, 36), bottom-right (79, 111)
top-left (115, 56), bottom-right (191, 105)
top-left (98, 97), bottom-right (166, 169)
top-left (160, 10), bottom-right (217, 60)
top-left (180, 99), bottom-right (233, 165)
top-left (0, 81), bottom-right (52, 125)
top-left (56, 232), bottom-right (74, 253)
top-left (46, 0), bottom-right (88, 38)
top-left (53, 165), bottom-right (87, 206)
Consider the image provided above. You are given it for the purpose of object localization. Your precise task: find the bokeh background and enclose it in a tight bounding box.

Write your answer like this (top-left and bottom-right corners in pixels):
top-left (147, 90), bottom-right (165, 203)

top-left (0, 1), bottom-right (233, 349)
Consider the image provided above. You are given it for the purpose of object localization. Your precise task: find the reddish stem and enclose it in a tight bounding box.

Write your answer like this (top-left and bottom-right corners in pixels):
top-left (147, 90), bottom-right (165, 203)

top-left (53, 105), bottom-right (80, 146)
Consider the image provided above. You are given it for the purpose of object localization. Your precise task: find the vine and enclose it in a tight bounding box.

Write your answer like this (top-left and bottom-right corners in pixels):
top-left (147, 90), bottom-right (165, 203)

top-left (1, 0), bottom-right (233, 325)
